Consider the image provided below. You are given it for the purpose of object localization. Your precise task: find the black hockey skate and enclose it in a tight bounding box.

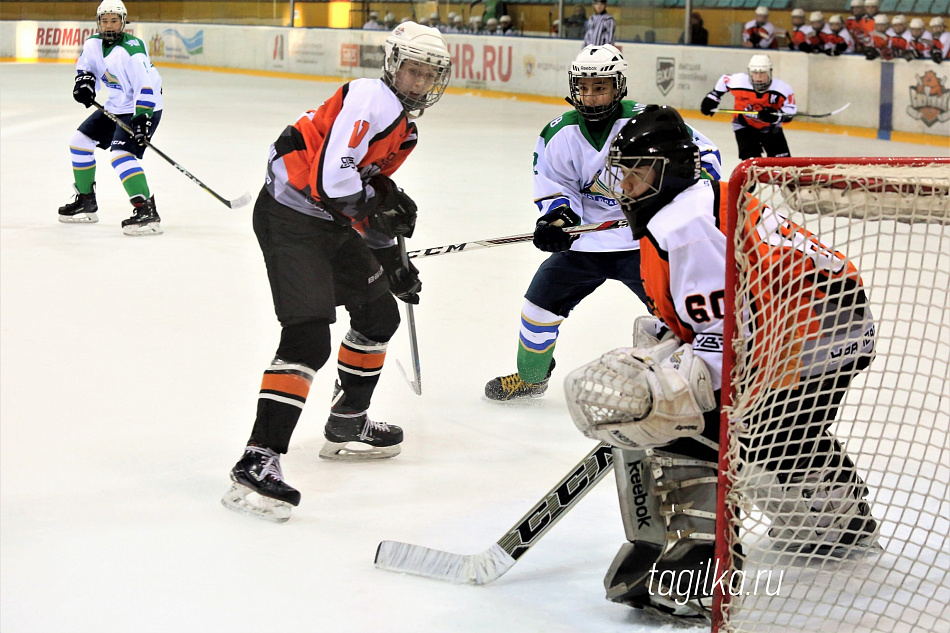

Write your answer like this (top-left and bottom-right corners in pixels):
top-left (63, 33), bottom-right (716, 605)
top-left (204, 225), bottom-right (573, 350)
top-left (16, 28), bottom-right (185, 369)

top-left (485, 359), bottom-right (555, 401)
top-left (319, 411), bottom-right (403, 461)
top-left (58, 184), bottom-right (98, 223)
top-left (221, 444), bottom-right (300, 523)
top-left (121, 195), bottom-right (162, 236)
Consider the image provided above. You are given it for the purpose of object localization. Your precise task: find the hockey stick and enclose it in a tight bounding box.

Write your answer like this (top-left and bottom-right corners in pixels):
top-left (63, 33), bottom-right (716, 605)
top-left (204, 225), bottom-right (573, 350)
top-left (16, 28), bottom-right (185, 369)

top-left (92, 101), bottom-right (252, 209)
top-left (406, 219), bottom-right (629, 260)
top-left (713, 102), bottom-right (851, 119)
top-left (395, 235), bottom-right (422, 396)
top-left (375, 441), bottom-right (614, 585)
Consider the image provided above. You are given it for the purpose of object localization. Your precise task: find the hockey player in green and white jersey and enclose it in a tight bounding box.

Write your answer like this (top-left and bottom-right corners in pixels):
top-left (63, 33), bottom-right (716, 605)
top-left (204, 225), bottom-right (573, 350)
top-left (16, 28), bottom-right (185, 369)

top-left (485, 44), bottom-right (722, 401)
top-left (58, 0), bottom-right (165, 235)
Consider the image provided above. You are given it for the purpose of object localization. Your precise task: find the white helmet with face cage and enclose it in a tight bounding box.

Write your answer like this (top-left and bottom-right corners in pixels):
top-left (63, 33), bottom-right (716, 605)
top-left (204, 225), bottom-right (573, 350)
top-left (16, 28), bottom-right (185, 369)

top-left (748, 54), bottom-right (772, 92)
top-left (383, 22), bottom-right (452, 117)
top-left (96, 0), bottom-right (127, 45)
top-left (568, 44), bottom-right (628, 122)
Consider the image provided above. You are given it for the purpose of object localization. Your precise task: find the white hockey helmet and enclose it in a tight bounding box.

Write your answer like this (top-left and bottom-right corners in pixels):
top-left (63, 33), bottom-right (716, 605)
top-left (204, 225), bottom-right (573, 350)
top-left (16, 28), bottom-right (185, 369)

top-left (755, 6), bottom-right (769, 17)
top-left (791, 8), bottom-right (805, 19)
top-left (383, 22), bottom-right (452, 117)
top-left (486, 17), bottom-right (499, 27)
top-left (430, 11), bottom-right (440, 21)
top-left (829, 15), bottom-right (844, 28)
top-left (748, 54), bottom-right (772, 92)
top-left (874, 13), bottom-right (889, 29)
top-left (809, 11), bottom-right (824, 22)
top-left (850, 0), bottom-right (864, 7)
top-left (930, 17), bottom-right (945, 33)
top-left (909, 18), bottom-right (925, 31)
top-left (96, 0), bottom-right (127, 45)
top-left (569, 44), bottom-right (628, 121)
top-left (891, 14), bottom-right (907, 31)
top-left (500, 15), bottom-right (512, 24)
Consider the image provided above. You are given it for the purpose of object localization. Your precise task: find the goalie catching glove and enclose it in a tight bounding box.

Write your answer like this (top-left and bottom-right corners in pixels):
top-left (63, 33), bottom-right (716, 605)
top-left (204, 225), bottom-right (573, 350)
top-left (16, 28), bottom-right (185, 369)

top-left (565, 338), bottom-right (716, 450)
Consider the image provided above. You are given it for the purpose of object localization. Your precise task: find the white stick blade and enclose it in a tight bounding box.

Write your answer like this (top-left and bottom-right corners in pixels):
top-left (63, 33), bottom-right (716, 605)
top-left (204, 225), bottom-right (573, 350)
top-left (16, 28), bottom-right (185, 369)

top-left (229, 191), bottom-right (253, 209)
top-left (375, 541), bottom-right (515, 585)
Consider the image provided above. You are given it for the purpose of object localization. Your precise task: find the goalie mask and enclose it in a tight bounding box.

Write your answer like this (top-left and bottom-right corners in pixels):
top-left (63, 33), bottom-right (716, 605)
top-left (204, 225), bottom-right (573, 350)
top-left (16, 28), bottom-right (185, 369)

top-left (605, 105), bottom-right (701, 239)
top-left (383, 22), bottom-right (452, 118)
top-left (96, 0), bottom-right (127, 46)
top-left (747, 54), bottom-right (773, 93)
top-left (568, 44), bottom-right (628, 122)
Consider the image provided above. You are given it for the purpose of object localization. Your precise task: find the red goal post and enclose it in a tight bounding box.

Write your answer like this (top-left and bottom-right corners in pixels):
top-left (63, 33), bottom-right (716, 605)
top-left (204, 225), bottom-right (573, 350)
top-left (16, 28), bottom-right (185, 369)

top-left (713, 157), bottom-right (950, 633)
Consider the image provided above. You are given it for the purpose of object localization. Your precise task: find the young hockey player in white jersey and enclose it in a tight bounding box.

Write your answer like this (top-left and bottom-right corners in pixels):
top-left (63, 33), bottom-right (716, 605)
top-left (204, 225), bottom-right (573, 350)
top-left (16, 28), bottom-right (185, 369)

top-left (700, 54), bottom-right (796, 160)
top-left (930, 17), bottom-right (949, 63)
top-left (484, 45), bottom-right (721, 401)
top-left (221, 22), bottom-right (451, 522)
top-left (564, 105), bottom-right (878, 620)
top-left (58, 0), bottom-right (164, 236)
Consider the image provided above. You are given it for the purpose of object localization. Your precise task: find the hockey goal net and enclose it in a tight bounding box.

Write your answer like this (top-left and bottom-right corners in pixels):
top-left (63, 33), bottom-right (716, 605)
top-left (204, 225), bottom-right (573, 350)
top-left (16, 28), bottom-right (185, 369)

top-left (713, 157), bottom-right (950, 633)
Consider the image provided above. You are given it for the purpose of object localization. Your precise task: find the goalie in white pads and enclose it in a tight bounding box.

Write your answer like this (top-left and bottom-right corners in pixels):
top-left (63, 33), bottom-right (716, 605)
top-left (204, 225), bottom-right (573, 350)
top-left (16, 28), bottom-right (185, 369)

top-left (564, 105), bottom-right (879, 620)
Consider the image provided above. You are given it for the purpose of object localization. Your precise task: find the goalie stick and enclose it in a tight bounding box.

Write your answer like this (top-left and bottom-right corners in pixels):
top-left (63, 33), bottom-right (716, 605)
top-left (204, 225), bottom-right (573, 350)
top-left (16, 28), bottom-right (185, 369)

top-left (375, 442), bottom-right (614, 585)
top-left (713, 102), bottom-right (851, 119)
top-left (92, 101), bottom-right (252, 209)
top-left (406, 219), bottom-right (629, 260)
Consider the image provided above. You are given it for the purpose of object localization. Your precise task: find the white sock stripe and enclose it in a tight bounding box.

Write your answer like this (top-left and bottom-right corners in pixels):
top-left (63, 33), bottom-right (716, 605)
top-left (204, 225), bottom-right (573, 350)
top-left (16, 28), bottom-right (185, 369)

top-left (266, 361), bottom-right (317, 379)
top-left (342, 340), bottom-right (389, 353)
top-left (258, 393), bottom-right (306, 408)
top-left (337, 365), bottom-right (383, 377)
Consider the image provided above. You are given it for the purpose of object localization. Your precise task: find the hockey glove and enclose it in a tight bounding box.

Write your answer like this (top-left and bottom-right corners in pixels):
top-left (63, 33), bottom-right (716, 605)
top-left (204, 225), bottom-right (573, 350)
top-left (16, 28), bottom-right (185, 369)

top-left (932, 49), bottom-right (943, 64)
top-left (865, 48), bottom-right (881, 60)
top-left (749, 32), bottom-right (762, 47)
top-left (799, 42), bottom-right (813, 53)
top-left (73, 72), bottom-right (97, 108)
top-left (533, 204), bottom-right (581, 253)
top-left (367, 175), bottom-right (417, 238)
top-left (700, 96), bottom-right (719, 116)
top-left (130, 114), bottom-right (152, 146)
top-left (374, 244), bottom-right (421, 304)
top-left (757, 107), bottom-right (781, 124)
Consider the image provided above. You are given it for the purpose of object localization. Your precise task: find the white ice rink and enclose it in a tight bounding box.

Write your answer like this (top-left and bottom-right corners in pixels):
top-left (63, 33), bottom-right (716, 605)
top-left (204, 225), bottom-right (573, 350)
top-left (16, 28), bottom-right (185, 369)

top-left (1, 62), bottom-right (947, 633)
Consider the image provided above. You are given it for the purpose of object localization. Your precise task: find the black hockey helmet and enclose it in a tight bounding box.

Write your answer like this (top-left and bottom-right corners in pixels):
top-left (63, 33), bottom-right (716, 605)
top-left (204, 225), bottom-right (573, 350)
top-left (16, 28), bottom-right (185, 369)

top-left (605, 105), bottom-right (701, 238)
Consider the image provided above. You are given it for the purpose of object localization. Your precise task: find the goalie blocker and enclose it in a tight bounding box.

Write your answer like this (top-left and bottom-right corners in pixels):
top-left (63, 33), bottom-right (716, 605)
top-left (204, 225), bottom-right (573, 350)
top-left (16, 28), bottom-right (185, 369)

top-left (560, 105), bottom-right (879, 622)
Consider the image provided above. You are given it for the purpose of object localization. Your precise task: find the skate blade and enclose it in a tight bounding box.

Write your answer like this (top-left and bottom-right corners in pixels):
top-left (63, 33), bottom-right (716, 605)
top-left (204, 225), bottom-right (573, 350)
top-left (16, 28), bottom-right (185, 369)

top-left (58, 213), bottom-right (99, 223)
top-left (319, 440), bottom-right (401, 462)
top-left (220, 482), bottom-right (293, 523)
top-left (123, 222), bottom-right (163, 236)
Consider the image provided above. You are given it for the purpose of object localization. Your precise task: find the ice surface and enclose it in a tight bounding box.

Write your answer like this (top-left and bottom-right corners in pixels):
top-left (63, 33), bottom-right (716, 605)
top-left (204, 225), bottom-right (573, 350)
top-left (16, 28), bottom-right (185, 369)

top-left (1, 62), bottom-right (947, 633)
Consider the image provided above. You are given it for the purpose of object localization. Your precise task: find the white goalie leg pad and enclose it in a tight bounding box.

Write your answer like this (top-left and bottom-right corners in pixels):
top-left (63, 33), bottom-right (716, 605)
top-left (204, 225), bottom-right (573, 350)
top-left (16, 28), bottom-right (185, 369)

top-left (221, 482), bottom-right (294, 523)
top-left (565, 340), bottom-right (716, 450)
top-left (605, 446), bottom-right (720, 620)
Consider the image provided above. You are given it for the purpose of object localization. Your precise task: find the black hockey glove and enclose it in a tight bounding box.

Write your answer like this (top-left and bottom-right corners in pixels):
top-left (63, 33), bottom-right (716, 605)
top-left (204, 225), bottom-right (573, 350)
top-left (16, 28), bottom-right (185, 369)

top-left (835, 42), bottom-right (848, 54)
top-left (865, 48), bottom-right (881, 60)
top-left (757, 107), bottom-right (782, 124)
top-left (130, 114), bottom-right (152, 146)
top-left (367, 174), bottom-right (417, 238)
top-left (73, 71), bottom-right (96, 108)
top-left (799, 42), bottom-right (813, 53)
top-left (901, 49), bottom-right (920, 62)
top-left (374, 245), bottom-right (421, 304)
top-left (932, 49), bottom-right (943, 64)
top-left (749, 32), bottom-right (762, 47)
top-left (700, 96), bottom-right (719, 117)
top-left (533, 204), bottom-right (581, 253)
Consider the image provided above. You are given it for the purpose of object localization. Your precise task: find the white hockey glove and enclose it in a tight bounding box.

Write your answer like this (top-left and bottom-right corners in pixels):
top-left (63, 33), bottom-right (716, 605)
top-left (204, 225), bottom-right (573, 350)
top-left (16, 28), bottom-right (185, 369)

top-left (564, 339), bottom-right (716, 450)
top-left (632, 315), bottom-right (674, 348)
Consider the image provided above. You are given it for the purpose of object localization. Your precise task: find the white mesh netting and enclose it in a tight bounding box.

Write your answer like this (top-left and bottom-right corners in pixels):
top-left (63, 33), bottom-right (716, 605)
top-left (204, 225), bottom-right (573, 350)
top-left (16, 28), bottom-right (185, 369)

top-left (716, 160), bottom-right (950, 633)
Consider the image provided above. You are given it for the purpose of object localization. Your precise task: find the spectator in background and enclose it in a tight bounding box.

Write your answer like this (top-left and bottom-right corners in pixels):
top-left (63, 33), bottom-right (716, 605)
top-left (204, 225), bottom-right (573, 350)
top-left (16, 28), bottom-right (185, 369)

top-left (905, 18), bottom-right (933, 59)
top-left (565, 6), bottom-right (587, 40)
top-left (931, 17), bottom-right (948, 63)
top-left (788, 8), bottom-right (818, 52)
top-left (827, 15), bottom-right (856, 55)
top-left (810, 12), bottom-right (834, 53)
top-left (383, 13), bottom-right (397, 30)
top-left (866, 14), bottom-right (892, 59)
top-left (499, 15), bottom-right (518, 35)
top-left (446, 15), bottom-right (463, 34)
top-left (846, 0), bottom-right (871, 52)
top-left (743, 6), bottom-right (778, 49)
top-left (363, 11), bottom-right (384, 30)
top-left (584, 0), bottom-right (616, 46)
top-left (429, 12), bottom-right (443, 31)
top-left (485, 17), bottom-right (500, 34)
top-left (679, 12), bottom-right (709, 45)
top-left (468, 15), bottom-right (483, 34)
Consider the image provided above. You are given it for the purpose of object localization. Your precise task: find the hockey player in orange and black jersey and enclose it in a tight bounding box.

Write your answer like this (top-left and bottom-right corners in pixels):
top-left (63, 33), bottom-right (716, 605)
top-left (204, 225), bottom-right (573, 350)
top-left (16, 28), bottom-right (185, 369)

top-left (865, 14), bottom-right (893, 60)
top-left (562, 105), bottom-right (878, 620)
top-left (221, 22), bottom-right (451, 523)
top-left (700, 54), bottom-right (797, 160)
top-left (845, 0), bottom-right (871, 53)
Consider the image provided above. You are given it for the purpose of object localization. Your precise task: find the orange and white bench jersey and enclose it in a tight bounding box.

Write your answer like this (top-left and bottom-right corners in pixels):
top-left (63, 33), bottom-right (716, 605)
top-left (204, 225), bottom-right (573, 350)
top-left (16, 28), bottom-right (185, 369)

top-left (710, 73), bottom-right (797, 132)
